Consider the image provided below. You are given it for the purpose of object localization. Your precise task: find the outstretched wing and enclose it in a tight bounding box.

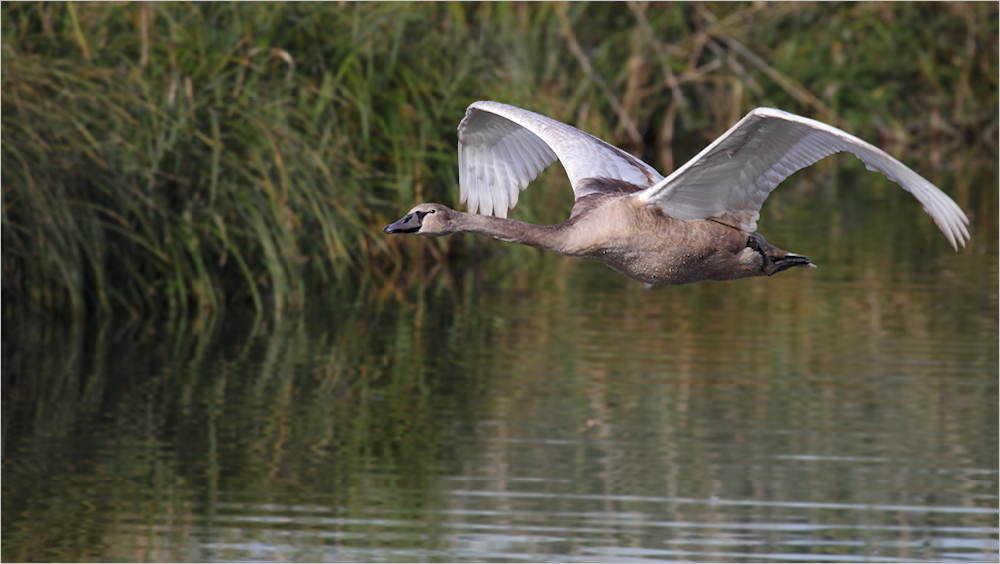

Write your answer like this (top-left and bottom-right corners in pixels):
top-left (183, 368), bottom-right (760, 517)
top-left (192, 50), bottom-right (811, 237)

top-left (636, 107), bottom-right (970, 249)
top-left (458, 101), bottom-right (663, 218)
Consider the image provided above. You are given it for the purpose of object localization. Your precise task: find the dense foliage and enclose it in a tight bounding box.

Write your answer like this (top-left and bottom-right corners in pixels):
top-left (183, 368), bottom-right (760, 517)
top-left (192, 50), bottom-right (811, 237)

top-left (3, 2), bottom-right (997, 318)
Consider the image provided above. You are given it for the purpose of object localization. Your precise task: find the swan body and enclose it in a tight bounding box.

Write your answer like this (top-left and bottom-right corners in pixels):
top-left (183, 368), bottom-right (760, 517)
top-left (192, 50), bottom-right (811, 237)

top-left (384, 102), bottom-right (970, 285)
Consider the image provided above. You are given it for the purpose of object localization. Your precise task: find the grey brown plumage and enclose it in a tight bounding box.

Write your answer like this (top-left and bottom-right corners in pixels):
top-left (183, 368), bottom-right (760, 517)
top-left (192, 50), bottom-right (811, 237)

top-left (384, 102), bottom-right (970, 285)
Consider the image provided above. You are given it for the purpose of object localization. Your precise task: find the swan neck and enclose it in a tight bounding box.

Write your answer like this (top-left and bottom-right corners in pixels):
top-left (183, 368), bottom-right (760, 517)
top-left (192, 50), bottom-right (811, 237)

top-left (458, 212), bottom-right (563, 251)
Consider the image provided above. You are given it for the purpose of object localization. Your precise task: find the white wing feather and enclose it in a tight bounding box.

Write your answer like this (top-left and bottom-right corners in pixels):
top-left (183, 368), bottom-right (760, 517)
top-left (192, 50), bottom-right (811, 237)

top-left (458, 101), bottom-right (662, 218)
top-left (637, 107), bottom-right (970, 249)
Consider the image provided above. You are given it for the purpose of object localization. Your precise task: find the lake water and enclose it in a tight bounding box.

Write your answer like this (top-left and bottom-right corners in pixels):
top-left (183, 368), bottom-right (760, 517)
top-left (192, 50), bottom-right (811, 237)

top-left (3, 163), bottom-right (998, 562)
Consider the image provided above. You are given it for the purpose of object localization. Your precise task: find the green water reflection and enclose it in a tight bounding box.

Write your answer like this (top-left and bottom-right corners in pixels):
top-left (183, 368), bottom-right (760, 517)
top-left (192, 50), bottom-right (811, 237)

top-left (3, 163), bottom-right (998, 562)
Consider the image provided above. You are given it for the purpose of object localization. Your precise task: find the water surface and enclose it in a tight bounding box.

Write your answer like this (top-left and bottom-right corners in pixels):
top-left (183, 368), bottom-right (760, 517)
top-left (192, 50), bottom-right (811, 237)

top-left (4, 164), bottom-right (998, 562)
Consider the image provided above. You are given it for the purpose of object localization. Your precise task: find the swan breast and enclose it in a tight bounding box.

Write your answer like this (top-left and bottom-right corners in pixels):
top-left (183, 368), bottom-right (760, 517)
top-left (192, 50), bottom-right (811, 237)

top-left (558, 196), bottom-right (754, 285)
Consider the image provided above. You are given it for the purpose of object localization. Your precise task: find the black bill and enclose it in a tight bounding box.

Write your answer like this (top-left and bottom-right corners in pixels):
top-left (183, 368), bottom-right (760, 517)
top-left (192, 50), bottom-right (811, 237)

top-left (383, 212), bottom-right (423, 234)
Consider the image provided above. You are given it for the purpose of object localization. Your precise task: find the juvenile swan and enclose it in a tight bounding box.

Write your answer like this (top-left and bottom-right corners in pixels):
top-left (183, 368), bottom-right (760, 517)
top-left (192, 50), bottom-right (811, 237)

top-left (384, 102), bottom-right (970, 285)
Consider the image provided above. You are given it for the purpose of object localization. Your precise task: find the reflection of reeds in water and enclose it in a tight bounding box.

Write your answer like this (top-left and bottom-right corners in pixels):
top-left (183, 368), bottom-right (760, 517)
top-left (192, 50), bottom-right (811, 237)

top-left (452, 259), bottom-right (996, 561)
top-left (2, 295), bottom-right (486, 560)
top-left (2, 2), bottom-right (997, 318)
top-left (3, 209), bottom-right (997, 560)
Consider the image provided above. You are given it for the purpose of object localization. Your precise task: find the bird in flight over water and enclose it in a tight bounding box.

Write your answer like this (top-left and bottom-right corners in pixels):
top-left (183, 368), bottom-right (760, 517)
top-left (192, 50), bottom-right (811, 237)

top-left (384, 102), bottom-right (970, 285)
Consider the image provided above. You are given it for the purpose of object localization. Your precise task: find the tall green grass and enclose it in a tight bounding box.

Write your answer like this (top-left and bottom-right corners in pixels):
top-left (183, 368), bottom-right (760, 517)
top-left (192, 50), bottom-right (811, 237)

top-left (2, 2), bottom-right (996, 319)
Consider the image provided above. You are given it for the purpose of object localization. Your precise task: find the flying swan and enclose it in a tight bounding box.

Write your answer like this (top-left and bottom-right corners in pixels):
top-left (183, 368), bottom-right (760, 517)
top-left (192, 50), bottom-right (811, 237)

top-left (384, 101), bottom-right (970, 285)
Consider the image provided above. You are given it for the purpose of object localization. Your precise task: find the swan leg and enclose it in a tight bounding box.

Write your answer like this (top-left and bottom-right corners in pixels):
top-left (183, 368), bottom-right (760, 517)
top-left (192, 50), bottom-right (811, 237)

top-left (746, 233), bottom-right (814, 276)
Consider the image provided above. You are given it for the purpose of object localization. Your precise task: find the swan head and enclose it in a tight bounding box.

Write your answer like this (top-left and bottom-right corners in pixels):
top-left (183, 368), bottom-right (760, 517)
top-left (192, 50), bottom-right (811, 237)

top-left (383, 203), bottom-right (456, 236)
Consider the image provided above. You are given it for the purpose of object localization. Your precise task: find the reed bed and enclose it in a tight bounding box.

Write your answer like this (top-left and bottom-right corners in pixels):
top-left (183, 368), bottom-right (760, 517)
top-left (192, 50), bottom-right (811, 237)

top-left (2, 2), bottom-right (996, 319)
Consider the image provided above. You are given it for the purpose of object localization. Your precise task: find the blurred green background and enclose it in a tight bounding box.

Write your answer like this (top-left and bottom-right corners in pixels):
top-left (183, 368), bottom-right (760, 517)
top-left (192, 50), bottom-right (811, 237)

top-left (3, 1), bottom-right (997, 319)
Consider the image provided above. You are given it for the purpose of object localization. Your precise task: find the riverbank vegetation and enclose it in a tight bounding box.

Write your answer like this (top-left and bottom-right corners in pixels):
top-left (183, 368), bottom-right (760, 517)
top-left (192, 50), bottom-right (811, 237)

top-left (3, 2), bottom-right (997, 319)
